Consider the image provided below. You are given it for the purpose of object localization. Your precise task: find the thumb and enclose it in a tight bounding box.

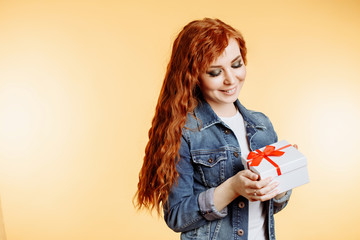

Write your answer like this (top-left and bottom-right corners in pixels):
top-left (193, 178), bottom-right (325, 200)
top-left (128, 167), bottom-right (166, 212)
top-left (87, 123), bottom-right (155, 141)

top-left (243, 169), bottom-right (259, 181)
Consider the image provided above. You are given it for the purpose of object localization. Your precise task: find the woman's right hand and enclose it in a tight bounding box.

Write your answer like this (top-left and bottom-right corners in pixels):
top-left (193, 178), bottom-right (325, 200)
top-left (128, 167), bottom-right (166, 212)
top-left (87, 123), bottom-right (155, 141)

top-left (213, 170), bottom-right (279, 212)
top-left (230, 170), bottom-right (279, 202)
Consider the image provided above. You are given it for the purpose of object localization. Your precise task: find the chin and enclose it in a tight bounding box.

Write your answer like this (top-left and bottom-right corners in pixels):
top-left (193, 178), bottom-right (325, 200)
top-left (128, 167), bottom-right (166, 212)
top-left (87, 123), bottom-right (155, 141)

top-left (229, 95), bottom-right (239, 102)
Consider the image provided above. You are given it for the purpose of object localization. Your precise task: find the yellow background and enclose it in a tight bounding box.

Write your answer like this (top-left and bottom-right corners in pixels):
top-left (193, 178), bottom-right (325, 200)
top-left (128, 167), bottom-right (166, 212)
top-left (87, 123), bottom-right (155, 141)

top-left (0, 0), bottom-right (359, 239)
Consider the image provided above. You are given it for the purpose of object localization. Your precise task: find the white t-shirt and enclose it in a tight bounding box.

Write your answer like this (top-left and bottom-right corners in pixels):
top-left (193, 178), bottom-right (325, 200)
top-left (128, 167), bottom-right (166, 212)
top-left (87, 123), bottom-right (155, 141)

top-left (220, 110), bottom-right (266, 240)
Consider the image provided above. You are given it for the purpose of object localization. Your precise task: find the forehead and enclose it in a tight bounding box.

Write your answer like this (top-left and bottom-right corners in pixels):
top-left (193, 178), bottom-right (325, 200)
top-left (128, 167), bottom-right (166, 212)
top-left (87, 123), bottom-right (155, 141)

top-left (210, 38), bottom-right (241, 65)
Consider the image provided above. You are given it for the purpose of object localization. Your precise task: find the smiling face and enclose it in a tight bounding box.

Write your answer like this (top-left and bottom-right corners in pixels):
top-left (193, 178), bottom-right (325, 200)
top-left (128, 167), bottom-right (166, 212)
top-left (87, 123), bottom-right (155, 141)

top-left (199, 38), bottom-right (246, 117)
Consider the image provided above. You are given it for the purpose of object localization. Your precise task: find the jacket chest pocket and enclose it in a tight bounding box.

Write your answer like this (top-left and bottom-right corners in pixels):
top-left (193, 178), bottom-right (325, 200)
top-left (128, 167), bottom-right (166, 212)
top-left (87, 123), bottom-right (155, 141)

top-left (191, 150), bottom-right (227, 187)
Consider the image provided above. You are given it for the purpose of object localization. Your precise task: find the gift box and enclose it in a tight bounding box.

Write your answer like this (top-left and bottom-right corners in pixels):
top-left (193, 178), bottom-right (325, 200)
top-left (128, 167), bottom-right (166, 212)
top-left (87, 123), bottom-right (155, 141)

top-left (241, 140), bottom-right (309, 194)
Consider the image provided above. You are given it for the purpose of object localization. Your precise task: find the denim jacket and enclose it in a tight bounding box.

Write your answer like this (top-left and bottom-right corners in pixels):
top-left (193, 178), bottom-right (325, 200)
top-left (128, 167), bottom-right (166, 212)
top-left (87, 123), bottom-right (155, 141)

top-left (164, 99), bottom-right (291, 240)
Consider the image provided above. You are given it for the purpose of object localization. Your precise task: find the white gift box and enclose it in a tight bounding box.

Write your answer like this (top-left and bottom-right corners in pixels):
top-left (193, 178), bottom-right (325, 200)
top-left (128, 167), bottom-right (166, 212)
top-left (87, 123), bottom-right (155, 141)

top-left (241, 140), bottom-right (309, 194)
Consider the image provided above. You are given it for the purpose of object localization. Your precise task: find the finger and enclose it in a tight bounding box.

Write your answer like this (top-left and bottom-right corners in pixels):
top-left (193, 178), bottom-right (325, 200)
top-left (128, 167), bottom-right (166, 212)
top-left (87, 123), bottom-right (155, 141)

top-left (293, 144), bottom-right (298, 150)
top-left (246, 180), bottom-right (272, 200)
top-left (248, 176), bottom-right (273, 190)
top-left (254, 181), bottom-right (279, 197)
top-left (242, 170), bottom-right (259, 181)
top-left (261, 188), bottom-right (280, 202)
top-left (249, 188), bottom-right (261, 202)
top-left (244, 187), bottom-right (258, 197)
top-left (245, 188), bottom-right (259, 202)
top-left (248, 189), bottom-right (258, 201)
top-left (253, 188), bottom-right (280, 202)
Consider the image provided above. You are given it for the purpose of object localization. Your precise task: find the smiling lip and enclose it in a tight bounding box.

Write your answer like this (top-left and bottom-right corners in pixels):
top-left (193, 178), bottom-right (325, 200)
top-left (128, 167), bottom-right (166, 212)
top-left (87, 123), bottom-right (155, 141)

top-left (220, 87), bottom-right (236, 95)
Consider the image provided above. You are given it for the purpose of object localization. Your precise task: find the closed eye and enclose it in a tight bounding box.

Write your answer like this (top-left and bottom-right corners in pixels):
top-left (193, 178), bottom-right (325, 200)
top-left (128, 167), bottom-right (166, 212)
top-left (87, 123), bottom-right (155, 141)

top-left (207, 69), bottom-right (222, 77)
top-left (232, 60), bottom-right (243, 68)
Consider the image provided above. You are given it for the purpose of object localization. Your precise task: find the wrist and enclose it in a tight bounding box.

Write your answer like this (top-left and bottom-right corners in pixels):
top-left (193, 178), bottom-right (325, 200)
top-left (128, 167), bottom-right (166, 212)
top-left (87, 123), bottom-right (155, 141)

top-left (228, 175), bottom-right (241, 198)
top-left (214, 176), bottom-right (239, 208)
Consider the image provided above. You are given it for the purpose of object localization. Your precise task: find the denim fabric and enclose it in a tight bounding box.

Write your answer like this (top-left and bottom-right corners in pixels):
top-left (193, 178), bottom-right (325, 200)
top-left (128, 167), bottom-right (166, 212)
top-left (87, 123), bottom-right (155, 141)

top-left (164, 99), bottom-right (291, 240)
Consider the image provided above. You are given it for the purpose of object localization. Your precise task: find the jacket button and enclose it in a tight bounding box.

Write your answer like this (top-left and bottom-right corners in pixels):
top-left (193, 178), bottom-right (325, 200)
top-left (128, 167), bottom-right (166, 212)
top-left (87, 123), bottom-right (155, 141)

top-left (238, 201), bottom-right (245, 208)
top-left (208, 158), bottom-right (214, 163)
top-left (233, 152), bottom-right (239, 158)
top-left (224, 129), bottom-right (231, 134)
top-left (237, 229), bottom-right (244, 236)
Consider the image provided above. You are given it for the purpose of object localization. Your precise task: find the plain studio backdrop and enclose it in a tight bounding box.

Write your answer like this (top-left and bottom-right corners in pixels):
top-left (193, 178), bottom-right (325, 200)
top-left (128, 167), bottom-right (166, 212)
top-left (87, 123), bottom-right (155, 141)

top-left (0, 0), bottom-right (359, 239)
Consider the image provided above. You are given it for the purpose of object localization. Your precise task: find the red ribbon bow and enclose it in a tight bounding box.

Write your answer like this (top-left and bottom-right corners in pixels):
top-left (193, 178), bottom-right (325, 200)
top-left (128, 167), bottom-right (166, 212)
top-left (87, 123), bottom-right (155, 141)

top-left (247, 144), bottom-right (292, 176)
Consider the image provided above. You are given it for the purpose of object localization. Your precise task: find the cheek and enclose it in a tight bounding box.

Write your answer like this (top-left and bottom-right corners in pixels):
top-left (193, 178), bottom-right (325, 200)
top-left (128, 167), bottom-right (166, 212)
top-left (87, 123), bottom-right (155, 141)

top-left (238, 67), bottom-right (246, 80)
top-left (199, 76), bottom-right (222, 91)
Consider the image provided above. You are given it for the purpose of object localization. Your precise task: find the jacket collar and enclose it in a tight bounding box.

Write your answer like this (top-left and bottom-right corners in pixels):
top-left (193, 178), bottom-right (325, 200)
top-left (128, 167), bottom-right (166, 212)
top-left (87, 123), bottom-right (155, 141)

top-left (193, 99), bottom-right (266, 131)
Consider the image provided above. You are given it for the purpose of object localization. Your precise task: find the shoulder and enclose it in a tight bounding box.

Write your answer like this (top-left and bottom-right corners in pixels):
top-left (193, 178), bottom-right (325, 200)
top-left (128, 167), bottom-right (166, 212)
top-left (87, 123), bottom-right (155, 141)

top-left (236, 101), bottom-right (274, 129)
top-left (236, 101), bottom-right (278, 144)
top-left (247, 110), bottom-right (273, 127)
top-left (181, 109), bottom-right (223, 149)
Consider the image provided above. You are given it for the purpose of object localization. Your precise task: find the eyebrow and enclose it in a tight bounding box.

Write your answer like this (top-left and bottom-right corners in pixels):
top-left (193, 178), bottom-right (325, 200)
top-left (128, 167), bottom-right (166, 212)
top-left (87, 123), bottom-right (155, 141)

top-left (209, 55), bottom-right (242, 68)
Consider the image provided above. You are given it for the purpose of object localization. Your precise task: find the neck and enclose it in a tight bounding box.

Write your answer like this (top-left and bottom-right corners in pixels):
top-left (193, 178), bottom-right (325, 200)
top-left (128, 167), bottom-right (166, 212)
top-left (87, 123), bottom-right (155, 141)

top-left (210, 102), bottom-right (238, 117)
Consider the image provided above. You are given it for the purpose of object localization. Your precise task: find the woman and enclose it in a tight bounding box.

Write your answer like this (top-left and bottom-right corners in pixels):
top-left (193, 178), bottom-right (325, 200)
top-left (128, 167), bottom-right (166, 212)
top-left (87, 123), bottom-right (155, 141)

top-left (135, 18), bottom-right (291, 240)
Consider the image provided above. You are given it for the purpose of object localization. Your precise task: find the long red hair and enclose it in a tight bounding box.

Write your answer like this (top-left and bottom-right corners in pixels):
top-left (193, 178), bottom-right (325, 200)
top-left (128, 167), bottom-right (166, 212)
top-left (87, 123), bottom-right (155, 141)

top-left (135, 18), bottom-right (247, 214)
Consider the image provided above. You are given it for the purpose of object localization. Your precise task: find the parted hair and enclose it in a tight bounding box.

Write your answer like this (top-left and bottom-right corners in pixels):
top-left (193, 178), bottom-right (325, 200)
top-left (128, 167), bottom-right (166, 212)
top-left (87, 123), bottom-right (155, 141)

top-left (135, 18), bottom-right (247, 214)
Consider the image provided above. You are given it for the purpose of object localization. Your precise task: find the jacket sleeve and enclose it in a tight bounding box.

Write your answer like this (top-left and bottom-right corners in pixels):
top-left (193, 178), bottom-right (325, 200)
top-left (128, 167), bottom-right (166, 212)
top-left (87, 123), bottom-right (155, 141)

top-left (273, 189), bottom-right (292, 214)
top-left (163, 135), bottom-right (226, 232)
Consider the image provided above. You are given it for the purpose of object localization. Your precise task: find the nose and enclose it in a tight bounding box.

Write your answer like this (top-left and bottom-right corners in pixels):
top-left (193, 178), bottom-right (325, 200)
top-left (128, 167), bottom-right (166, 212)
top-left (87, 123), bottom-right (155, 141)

top-left (223, 69), bottom-right (237, 85)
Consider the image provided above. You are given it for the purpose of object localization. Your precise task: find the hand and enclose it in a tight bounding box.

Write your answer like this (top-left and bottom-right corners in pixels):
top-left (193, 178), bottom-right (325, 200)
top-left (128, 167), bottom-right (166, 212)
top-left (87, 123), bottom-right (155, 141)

top-left (230, 170), bottom-right (279, 202)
